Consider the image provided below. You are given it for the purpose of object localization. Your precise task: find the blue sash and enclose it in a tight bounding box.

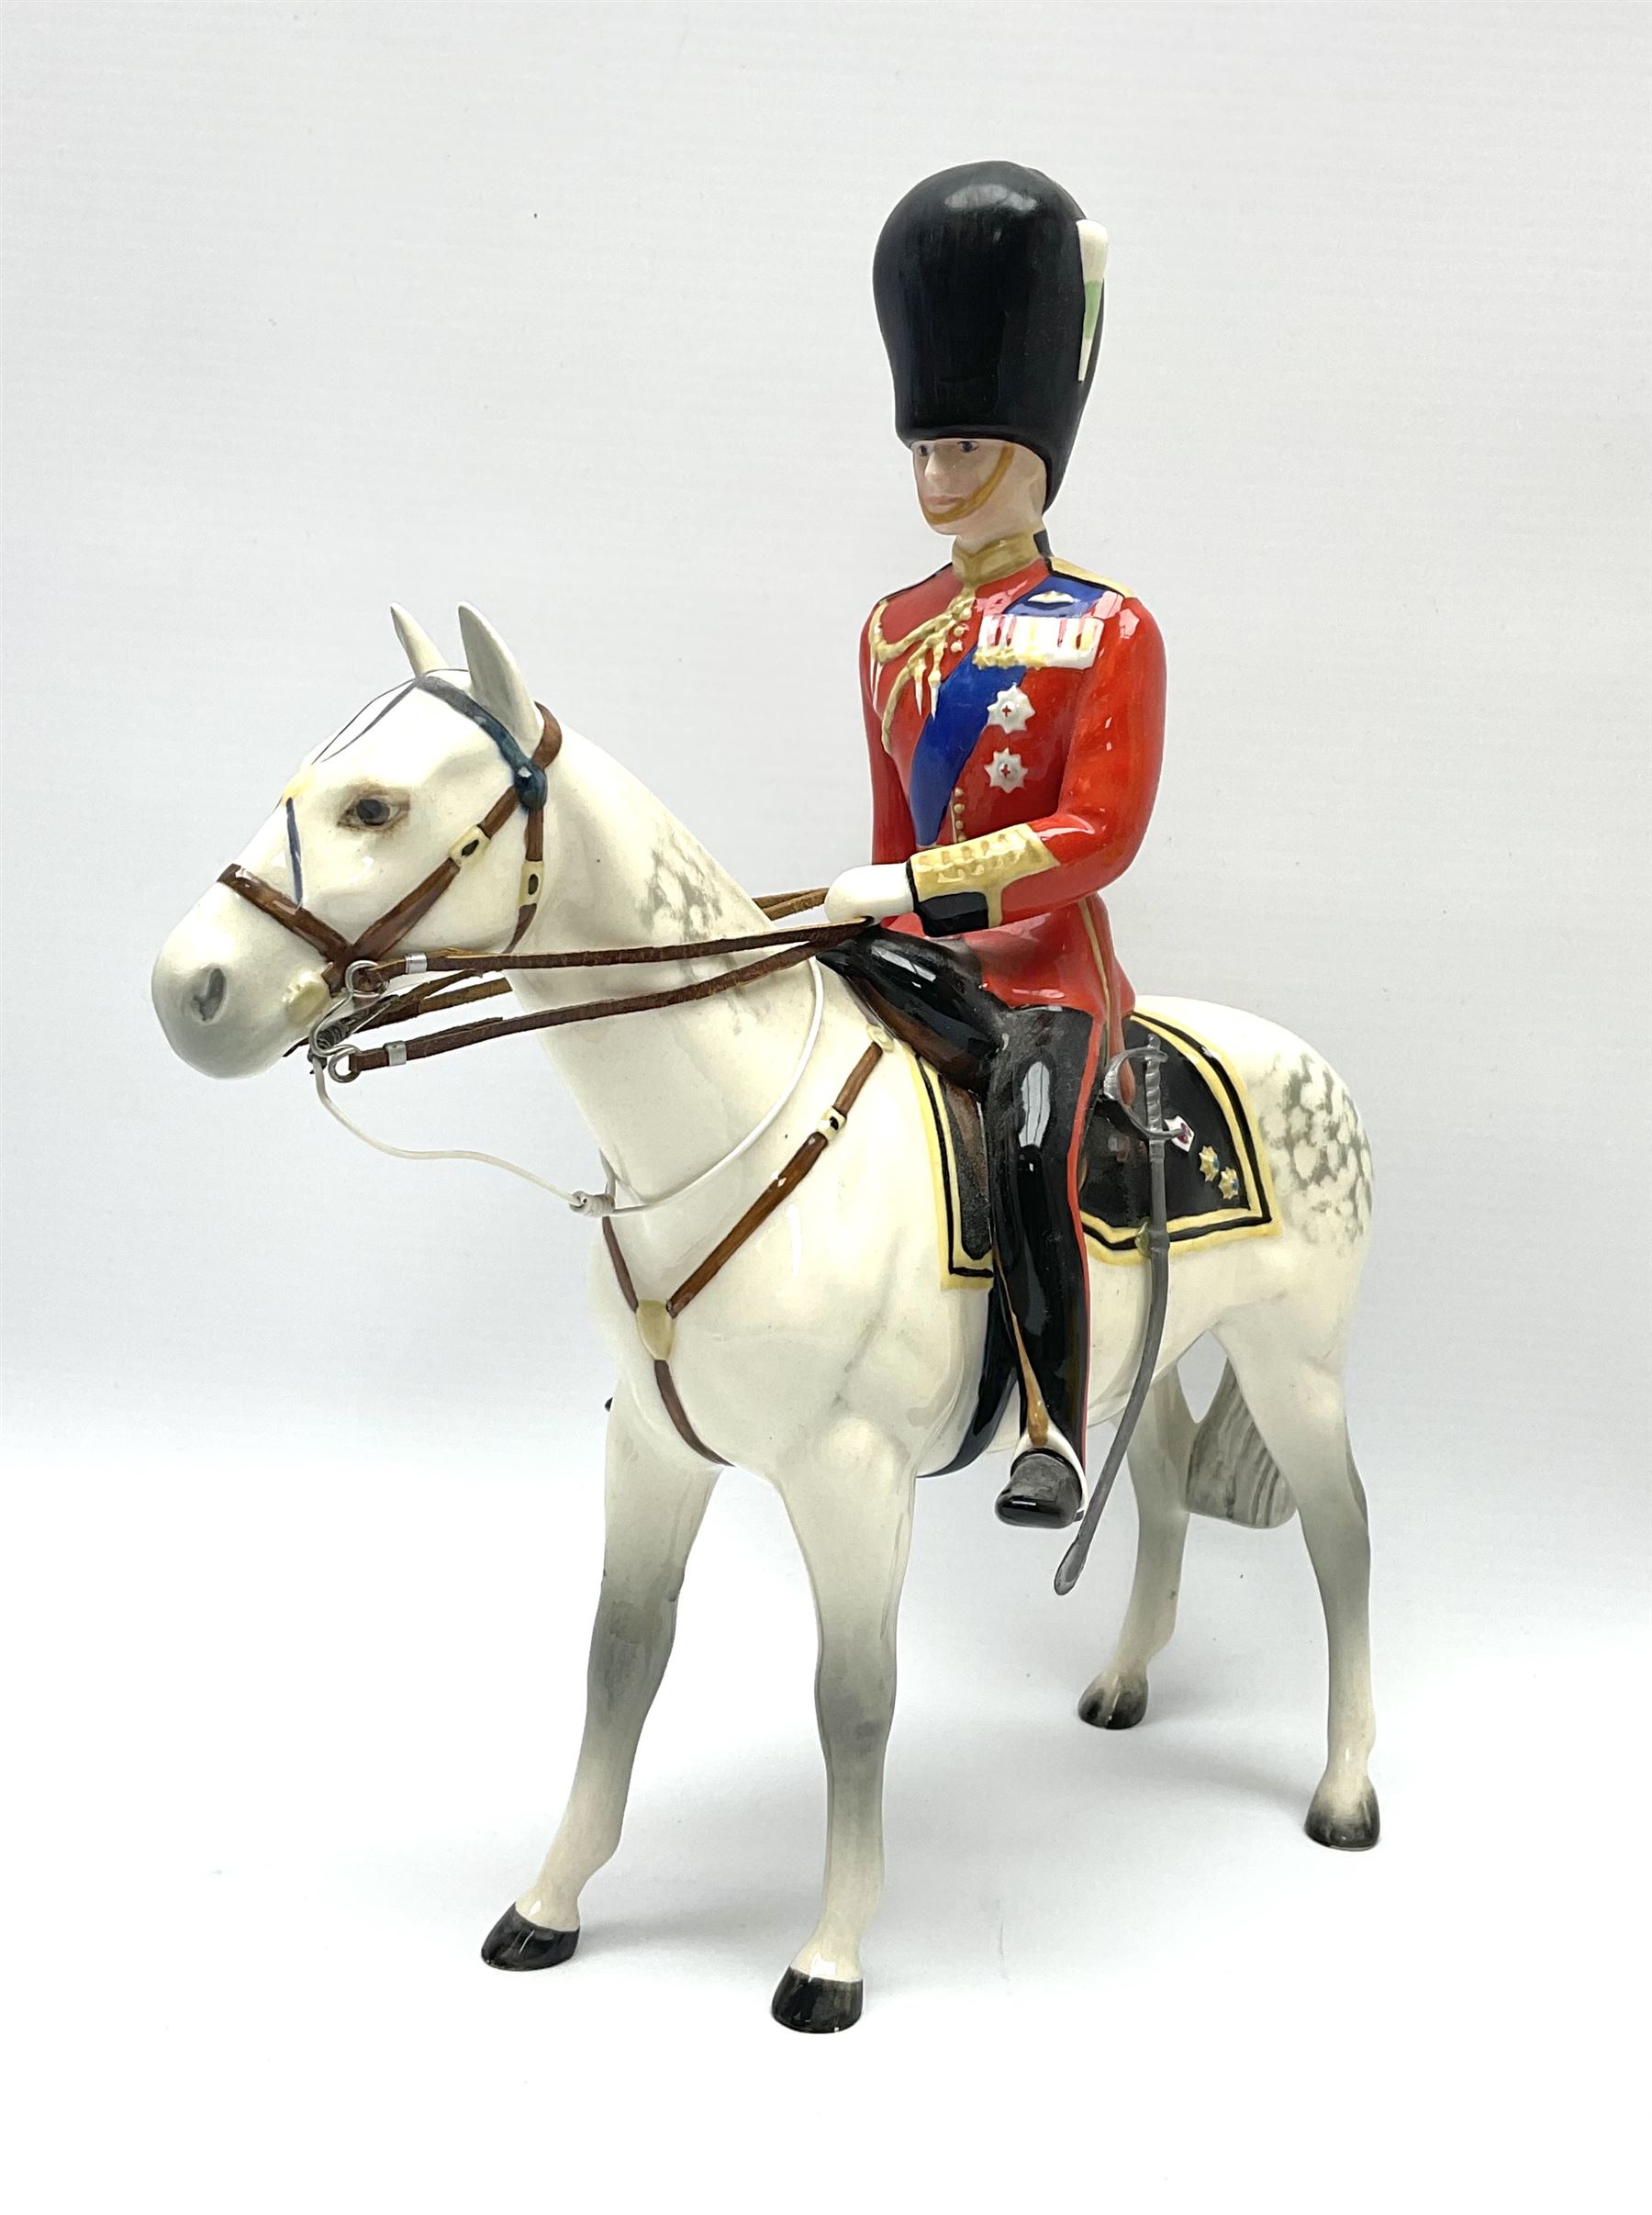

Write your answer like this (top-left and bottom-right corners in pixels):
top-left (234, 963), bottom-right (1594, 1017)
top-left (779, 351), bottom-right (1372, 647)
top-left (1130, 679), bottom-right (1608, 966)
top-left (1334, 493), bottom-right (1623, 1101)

top-left (907, 575), bottom-right (1110, 845)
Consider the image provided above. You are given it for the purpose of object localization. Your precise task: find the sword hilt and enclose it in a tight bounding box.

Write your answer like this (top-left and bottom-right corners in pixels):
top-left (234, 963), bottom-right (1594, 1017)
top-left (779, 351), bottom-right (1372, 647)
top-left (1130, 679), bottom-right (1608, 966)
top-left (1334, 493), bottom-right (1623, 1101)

top-left (1101, 1039), bottom-right (1193, 1152)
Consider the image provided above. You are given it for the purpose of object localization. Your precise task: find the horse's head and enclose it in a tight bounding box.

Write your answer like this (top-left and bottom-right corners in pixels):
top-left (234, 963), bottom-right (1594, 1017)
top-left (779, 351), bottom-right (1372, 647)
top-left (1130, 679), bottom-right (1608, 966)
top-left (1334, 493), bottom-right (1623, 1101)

top-left (152, 605), bottom-right (557, 1079)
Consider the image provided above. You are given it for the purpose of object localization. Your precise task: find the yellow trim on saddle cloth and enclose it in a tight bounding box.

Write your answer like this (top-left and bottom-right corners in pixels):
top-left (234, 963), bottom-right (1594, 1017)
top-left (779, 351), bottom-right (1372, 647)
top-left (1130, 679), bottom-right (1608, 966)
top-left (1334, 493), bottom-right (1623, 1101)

top-left (907, 1002), bottom-right (1282, 1290)
top-left (909, 823), bottom-right (1057, 926)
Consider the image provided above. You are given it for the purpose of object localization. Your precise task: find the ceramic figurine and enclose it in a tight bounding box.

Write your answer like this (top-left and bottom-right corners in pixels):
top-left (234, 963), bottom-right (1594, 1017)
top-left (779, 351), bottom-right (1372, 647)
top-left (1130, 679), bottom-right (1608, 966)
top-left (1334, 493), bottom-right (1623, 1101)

top-left (820, 162), bottom-right (1165, 1538)
top-left (151, 162), bottom-right (1378, 2036)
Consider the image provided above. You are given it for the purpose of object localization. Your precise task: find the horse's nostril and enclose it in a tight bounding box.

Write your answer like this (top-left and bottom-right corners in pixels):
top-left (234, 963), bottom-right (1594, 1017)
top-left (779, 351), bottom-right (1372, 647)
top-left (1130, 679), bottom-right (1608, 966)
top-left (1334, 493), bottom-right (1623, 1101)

top-left (192, 966), bottom-right (227, 1023)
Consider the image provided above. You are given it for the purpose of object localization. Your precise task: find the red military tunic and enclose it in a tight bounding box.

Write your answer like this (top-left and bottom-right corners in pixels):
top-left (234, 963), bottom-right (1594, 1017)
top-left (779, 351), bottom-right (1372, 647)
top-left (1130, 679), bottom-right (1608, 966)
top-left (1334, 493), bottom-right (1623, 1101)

top-left (858, 534), bottom-right (1165, 1057)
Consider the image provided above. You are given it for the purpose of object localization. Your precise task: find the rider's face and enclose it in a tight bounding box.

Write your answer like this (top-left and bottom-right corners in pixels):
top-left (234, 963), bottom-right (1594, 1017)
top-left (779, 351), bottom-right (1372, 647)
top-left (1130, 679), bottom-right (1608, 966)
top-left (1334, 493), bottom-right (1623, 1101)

top-left (910, 438), bottom-right (1046, 547)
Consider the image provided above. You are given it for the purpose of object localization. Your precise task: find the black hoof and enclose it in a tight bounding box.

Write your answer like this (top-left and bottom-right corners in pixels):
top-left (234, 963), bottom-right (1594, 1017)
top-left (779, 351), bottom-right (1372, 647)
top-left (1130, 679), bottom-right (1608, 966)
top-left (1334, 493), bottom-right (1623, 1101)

top-left (1078, 1675), bottom-right (1148, 1730)
top-left (771, 1966), bottom-right (864, 2034)
top-left (1305, 1784), bottom-right (1380, 1852)
top-left (480, 1905), bottom-right (580, 1971)
top-left (995, 1450), bottom-right (1083, 1530)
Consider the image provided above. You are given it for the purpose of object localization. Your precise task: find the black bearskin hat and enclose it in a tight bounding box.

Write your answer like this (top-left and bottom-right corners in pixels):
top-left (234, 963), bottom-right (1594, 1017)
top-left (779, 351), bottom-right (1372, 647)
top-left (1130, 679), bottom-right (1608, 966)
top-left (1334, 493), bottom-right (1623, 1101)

top-left (873, 161), bottom-right (1107, 505)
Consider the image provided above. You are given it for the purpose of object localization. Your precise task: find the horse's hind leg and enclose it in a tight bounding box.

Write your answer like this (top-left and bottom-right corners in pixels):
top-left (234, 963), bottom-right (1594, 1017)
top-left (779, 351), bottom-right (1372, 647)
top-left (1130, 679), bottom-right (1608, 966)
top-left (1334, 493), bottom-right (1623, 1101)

top-left (1219, 1317), bottom-right (1379, 1850)
top-left (1078, 1368), bottom-right (1193, 1729)
top-left (482, 1386), bottom-right (719, 1968)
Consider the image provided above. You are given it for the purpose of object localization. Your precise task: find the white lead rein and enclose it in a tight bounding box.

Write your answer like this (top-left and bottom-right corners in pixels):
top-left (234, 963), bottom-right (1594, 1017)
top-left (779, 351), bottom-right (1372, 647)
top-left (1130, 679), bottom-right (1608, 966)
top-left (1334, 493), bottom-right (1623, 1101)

top-left (312, 961), bottom-right (827, 1219)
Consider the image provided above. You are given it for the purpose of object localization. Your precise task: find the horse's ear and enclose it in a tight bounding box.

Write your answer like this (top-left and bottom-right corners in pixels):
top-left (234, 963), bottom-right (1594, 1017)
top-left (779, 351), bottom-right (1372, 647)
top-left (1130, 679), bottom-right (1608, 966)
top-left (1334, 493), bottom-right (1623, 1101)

top-left (390, 605), bottom-right (446, 677)
top-left (456, 605), bottom-right (539, 751)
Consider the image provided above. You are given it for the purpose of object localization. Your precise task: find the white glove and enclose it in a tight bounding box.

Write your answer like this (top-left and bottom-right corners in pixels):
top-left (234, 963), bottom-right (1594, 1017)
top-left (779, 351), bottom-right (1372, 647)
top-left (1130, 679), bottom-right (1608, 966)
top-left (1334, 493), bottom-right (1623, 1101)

top-left (823, 862), bottom-right (914, 924)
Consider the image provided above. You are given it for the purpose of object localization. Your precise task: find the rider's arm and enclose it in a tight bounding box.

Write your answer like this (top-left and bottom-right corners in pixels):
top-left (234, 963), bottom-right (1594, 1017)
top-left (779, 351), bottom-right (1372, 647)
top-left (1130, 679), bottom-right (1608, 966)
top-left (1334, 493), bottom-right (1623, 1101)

top-left (906, 598), bottom-right (1166, 934)
top-left (860, 616), bottom-right (918, 867)
top-left (821, 611), bottom-right (921, 924)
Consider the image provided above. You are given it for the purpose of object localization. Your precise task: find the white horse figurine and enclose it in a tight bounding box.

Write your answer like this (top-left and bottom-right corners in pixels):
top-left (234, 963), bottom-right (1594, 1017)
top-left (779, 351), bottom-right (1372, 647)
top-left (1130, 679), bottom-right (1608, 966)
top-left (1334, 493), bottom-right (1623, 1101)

top-left (152, 605), bottom-right (1379, 2033)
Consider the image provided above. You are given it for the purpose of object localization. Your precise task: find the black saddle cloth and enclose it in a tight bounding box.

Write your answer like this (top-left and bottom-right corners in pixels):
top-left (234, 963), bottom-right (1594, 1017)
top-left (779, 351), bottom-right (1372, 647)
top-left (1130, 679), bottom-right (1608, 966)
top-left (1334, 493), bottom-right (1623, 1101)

top-left (909, 1007), bottom-right (1275, 1281)
top-left (833, 965), bottom-right (1278, 1476)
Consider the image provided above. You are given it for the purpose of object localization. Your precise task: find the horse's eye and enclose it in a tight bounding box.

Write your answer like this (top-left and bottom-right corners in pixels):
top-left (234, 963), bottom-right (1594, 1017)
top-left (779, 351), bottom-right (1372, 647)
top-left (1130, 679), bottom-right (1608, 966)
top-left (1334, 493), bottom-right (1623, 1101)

top-left (342, 793), bottom-right (402, 830)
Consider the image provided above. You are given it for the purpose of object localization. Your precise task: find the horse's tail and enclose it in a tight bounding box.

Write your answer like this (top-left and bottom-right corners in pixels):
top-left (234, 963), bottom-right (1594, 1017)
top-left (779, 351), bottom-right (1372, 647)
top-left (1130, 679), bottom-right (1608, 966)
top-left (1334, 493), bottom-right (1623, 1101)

top-left (1181, 1361), bottom-right (1297, 1528)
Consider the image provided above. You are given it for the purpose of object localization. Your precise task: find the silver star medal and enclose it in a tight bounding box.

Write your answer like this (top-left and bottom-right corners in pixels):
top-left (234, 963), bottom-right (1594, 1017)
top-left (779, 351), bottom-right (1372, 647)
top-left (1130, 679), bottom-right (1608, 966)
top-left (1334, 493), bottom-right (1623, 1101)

top-left (984, 687), bottom-right (1032, 792)
top-left (986, 685), bottom-right (1033, 734)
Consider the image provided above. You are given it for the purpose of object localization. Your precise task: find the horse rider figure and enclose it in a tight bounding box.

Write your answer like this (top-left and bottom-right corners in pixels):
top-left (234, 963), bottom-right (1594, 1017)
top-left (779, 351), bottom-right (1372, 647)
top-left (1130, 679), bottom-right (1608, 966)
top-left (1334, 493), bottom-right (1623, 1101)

top-left (823, 161), bottom-right (1167, 1534)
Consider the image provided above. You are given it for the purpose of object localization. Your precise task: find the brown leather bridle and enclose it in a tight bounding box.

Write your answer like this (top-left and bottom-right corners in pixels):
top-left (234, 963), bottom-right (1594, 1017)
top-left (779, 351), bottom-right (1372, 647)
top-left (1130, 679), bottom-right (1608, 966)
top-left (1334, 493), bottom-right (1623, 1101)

top-left (219, 673), bottom-right (889, 1464)
top-left (218, 672), bottom-right (865, 1084)
top-left (218, 677), bottom-right (564, 997)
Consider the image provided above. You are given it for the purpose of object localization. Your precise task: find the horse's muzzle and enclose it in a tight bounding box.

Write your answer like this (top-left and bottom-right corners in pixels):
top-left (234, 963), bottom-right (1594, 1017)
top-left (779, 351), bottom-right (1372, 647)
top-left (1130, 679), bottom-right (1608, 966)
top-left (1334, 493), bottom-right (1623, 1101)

top-left (151, 898), bottom-right (329, 1078)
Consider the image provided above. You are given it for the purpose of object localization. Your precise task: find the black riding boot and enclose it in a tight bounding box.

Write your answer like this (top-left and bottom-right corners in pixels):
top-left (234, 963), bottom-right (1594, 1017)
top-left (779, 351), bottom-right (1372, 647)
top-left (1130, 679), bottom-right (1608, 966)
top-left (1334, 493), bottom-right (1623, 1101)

top-left (821, 932), bottom-right (1099, 1531)
top-left (986, 1006), bottom-right (1101, 1530)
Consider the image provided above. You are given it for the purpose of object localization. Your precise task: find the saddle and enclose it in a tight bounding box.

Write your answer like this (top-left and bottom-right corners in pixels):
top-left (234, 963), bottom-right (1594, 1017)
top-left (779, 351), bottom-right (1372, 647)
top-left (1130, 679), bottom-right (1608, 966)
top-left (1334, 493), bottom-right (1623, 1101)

top-left (843, 980), bottom-right (1280, 1476)
top-left (909, 1004), bottom-right (1277, 1281)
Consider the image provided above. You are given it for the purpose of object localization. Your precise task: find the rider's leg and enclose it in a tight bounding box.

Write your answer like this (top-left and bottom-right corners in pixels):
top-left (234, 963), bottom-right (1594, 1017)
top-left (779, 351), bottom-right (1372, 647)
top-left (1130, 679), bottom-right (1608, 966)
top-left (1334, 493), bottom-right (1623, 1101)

top-left (986, 1004), bottom-right (1104, 1530)
top-left (828, 935), bottom-right (1103, 1531)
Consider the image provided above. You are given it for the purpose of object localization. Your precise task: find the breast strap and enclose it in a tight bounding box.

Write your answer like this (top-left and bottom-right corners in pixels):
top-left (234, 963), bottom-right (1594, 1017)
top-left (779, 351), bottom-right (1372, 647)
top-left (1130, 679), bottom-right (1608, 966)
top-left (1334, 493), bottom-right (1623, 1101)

top-left (602, 1039), bottom-right (886, 1461)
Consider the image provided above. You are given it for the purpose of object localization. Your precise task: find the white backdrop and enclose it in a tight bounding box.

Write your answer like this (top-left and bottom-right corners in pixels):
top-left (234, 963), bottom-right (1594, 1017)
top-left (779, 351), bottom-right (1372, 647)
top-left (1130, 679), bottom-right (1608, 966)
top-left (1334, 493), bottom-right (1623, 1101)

top-left (3, 6), bottom-right (1646, 2209)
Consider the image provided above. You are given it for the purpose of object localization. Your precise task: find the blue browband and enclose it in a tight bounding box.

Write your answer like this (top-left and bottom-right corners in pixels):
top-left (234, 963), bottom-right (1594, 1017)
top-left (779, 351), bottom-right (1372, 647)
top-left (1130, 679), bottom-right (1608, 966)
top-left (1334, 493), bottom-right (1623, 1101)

top-left (416, 674), bottom-right (550, 811)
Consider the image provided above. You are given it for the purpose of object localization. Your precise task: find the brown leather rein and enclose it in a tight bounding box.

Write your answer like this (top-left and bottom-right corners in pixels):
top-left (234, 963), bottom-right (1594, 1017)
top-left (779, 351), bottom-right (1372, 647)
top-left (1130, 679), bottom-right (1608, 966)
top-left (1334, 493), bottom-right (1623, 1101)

top-left (315, 913), bottom-right (865, 1080)
top-left (217, 696), bottom-right (865, 1082)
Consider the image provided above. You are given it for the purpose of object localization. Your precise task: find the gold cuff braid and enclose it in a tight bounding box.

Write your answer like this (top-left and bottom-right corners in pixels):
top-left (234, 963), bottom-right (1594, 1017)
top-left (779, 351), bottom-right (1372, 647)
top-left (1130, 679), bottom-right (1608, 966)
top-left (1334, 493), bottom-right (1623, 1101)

top-left (909, 824), bottom-right (1057, 926)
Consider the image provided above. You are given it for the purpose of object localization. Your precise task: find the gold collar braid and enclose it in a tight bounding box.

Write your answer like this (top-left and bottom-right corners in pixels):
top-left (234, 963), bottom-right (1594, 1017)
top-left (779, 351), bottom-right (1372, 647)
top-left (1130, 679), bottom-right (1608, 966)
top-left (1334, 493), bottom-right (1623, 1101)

top-left (950, 531), bottom-right (1042, 587)
top-left (864, 533), bottom-right (1041, 753)
top-left (864, 532), bottom-right (1043, 754)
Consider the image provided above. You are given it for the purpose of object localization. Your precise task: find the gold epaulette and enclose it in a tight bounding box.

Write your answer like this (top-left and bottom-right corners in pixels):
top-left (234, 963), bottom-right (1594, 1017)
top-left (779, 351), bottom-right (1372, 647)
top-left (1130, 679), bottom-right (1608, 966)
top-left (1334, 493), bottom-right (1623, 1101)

top-left (1049, 555), bottom-right (1131, 597)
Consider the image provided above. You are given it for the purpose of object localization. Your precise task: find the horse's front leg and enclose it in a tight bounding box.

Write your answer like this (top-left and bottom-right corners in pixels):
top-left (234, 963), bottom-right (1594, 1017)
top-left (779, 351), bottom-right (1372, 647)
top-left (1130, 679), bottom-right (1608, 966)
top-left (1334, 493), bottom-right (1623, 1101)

top-left (481, 1384), bottom-right (719, 1969)
top-left (771, 1421), bottom-right (915, 2034)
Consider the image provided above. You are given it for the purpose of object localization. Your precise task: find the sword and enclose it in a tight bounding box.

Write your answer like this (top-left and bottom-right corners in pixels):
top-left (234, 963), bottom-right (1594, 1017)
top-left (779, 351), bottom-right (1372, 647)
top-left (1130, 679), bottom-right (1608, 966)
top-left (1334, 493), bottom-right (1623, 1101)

top-left (1054, 1036), bottom-right (1190, 1597)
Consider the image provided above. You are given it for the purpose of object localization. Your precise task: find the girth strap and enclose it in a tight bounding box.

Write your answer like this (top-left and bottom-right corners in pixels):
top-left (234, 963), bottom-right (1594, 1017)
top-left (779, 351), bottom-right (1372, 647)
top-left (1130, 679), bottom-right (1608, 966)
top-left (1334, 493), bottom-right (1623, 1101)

top-left (602, 1038), bottom-right (886, 1461)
